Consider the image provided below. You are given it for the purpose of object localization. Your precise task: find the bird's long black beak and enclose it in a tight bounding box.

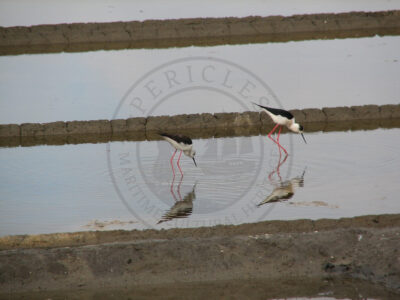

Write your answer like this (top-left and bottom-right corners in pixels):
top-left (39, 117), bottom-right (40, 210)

top-left (192, 157), bottom-right (197, 167)
top-left (301, 133), bottom-right (307, 144)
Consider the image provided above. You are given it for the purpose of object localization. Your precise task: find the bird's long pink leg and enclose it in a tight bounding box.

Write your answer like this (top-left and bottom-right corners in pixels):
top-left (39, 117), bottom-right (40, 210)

top-left (267, 125), bottom-right (281, 182)
top-left (176, 150), bottom-right (183, 176)
top-left (268, 124), bottom-right (287, 154)
top-left (267, 124), bottom-right (279, 148)
top-left (276, 126), bottom-right (288, 155)
top-left (267, 123), bottom-right (280, 137)
top-left (276, 126), bottom-right (282, 156)
top-left (170, 149), bottom-right (177, 176)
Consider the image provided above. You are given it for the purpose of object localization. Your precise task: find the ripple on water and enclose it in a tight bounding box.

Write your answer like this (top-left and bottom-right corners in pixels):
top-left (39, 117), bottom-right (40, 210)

top-left (0, 128), bottom-right (400, 236)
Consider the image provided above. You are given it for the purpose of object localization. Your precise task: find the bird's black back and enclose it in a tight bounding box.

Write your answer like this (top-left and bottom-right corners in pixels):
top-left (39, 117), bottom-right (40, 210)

top-left (253, 103), bottom-right (294, 120)
top-left (160, 133), bottom-right (193, 145)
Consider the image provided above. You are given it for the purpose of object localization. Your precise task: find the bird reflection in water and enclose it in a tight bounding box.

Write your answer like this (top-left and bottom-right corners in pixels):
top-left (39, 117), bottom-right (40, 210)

top-left (157, 173), bottom-right (197, 224)
top-left (257, 153), bottom-right (305, 206)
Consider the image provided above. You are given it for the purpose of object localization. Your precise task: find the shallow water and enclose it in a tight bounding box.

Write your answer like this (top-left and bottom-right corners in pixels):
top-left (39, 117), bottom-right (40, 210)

top-left (0, 128), bottom-right (399, 236)
top-left (1, 0), bottom-right (399, 27)
top-left (0, 36), bottom-right (399, 124)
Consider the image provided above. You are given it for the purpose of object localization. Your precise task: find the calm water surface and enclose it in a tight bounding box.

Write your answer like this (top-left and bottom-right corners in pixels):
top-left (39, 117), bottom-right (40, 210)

top-left (0, 36), bottom-right (399, 124)
top-left (0, 128), bottom-right (399, 236)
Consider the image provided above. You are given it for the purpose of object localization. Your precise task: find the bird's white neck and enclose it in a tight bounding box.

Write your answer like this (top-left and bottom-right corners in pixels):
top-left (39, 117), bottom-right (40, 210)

top-left (288, 122), bottom-right (300, 133)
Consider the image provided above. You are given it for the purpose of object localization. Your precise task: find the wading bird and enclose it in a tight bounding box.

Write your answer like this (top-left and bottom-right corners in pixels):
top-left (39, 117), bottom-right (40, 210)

top-left (253, 103), bottom-right (307, 154)
top-left (160, 133), bottom-right (197, 176)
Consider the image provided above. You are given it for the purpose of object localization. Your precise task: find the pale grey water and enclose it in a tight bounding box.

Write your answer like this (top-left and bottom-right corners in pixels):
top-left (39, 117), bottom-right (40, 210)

top-left (1, 0), bottom-right (399, 27)
top-left (1, 128), bottom-right (399, 236)
top-left (0, 36), bottom-right (399, 124)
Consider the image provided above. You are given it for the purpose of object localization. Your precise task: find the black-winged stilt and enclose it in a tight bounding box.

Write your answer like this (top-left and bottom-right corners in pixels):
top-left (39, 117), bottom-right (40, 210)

top-left (253, 103), bottom-right (306, 154)
top-left (160, 133), bottom-right (197, 175)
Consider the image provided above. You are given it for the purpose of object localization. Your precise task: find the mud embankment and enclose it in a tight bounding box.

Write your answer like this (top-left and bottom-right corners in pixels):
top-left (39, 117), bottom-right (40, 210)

top-left (0, 104), bottom-right (399, 148)
top-left (3, 278), bottom-right (397, 299)
top-left (0, 214), bottom-right (399, 295)
top-left (1, 10), bottom-right (400, 55)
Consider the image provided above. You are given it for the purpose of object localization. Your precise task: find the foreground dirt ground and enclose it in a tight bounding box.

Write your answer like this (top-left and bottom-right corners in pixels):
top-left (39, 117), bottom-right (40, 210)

top-left (1, 214), bottom-right (399, 296)
top-left (2, 278), bottom-right (399, 299)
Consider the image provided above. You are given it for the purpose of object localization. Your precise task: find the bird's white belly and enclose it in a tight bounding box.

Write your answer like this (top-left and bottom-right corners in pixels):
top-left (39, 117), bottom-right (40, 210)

top-left (163, 136), bottom-right (192, 151)
top-left (268, 113), bottom-right (290, 125)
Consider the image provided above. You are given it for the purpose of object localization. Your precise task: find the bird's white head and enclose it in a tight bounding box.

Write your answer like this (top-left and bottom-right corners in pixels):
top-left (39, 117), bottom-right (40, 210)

top-left (186, 149), bottom-right (196, 158)
top-left (184, 149), bottom-right (197, 167)
top-left (289, 123), bottom-right (307, 144)
top-left (290, 122), bottom-right (303, 133)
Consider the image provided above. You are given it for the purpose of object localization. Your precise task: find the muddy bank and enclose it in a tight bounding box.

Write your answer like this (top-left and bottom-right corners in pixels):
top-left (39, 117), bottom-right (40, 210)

top-left (2, 277), bottom-right (398, 299)
top-left (1, 118), bottom-right (400, 148)
top-left (1, 26), bottom-right (400, 57)
top-left (1, 214), bottom-right (398, 250)
top-left (1, 11), bottom-right (400, 56)
top-left (0, 104), bottom-right (399, 148)
top-left (0, 214), bottom-right (399, 294)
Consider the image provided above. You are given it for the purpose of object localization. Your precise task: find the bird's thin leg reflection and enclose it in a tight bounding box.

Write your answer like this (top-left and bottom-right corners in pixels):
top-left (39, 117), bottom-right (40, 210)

top-left (170, 149), bottom-right (177, 176)
top-left (268, 152), bottom-right (288, 183)
top-left (258, 156), bottom-right (305, 206)
top-left (170, 173), bottom-right (178, 202)
top-left (170, 170), bottom-right (184, 202)
top-left (177, 175), bottom-right (183, 201)
top-left (158, 180), bottom-right (197, 224)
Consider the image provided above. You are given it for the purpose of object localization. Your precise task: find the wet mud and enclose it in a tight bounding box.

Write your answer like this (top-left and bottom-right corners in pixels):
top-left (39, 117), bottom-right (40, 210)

top-left (2, 278), bottom-right (398, 299)
top-left (0, 214), bottom-right (399, 295)
top-left (1, 11), bottom-right (400, 56)
top-left (0, 105), bottom-right (399, 148)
